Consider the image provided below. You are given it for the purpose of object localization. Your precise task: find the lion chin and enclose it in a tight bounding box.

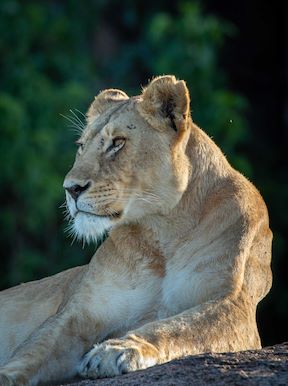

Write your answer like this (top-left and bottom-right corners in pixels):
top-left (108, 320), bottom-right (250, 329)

top-left (72, 212), bottom-right (113, 243)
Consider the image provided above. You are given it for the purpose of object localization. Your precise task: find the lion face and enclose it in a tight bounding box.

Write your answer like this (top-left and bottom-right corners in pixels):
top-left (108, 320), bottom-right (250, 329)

top-left (63, 76), bottom-right (191, 242)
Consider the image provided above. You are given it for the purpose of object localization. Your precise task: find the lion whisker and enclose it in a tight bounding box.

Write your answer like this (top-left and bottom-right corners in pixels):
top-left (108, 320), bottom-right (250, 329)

top-left (74, 108), bottom-right (87, 120)
top-left (69, 109), bottom-right (86, 129)
top-left (59, 201), bottom-right (67, 209)
top-left (60, 114), bottom-right (85, 134)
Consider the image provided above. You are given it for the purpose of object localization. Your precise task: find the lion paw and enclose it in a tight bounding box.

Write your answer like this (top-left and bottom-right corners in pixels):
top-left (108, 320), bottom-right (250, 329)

top-left (78, 336), bottom-right (158, 379)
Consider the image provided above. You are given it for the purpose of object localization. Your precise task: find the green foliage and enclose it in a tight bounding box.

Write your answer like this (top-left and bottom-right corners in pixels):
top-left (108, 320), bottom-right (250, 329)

top-left (0, 0), bottom-right (97, 286)
top-left (145, 3), bottom-right (250, 173)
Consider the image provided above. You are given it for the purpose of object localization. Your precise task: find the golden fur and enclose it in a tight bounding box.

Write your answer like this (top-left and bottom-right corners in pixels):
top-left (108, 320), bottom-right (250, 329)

top-left (0, 76), bottom-right (272, 385)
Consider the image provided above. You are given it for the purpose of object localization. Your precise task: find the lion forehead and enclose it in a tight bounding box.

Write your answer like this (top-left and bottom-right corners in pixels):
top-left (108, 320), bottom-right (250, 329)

top-left (88, 99), bottom-right (139, 134)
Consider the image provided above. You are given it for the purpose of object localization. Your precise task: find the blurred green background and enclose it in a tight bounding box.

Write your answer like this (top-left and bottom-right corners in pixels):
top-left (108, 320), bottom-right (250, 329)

top-left (0, 0), bottom-right (287, 346)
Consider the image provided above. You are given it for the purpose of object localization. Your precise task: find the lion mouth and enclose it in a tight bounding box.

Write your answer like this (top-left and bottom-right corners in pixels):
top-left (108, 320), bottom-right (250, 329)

top-left (76, 210), bottom-right (122, 220)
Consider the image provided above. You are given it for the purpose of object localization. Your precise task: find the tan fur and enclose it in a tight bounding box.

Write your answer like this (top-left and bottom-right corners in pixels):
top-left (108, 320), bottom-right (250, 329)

top-left (0, 76), bottom-right (272, 386)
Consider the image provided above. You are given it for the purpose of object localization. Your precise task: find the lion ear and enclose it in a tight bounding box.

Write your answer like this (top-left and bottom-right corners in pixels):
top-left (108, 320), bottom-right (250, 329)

top-left (138, 75), bottom-right (190, 132)
top-left (87, 89), bottom-right (129, 123)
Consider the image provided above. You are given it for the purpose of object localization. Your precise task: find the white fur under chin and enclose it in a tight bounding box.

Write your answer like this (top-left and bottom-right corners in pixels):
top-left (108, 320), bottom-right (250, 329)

top-left (73, 212), bottom-right (112, 244)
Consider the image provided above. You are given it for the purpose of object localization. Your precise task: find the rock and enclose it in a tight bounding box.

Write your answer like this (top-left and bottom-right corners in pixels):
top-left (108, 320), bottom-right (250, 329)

top-left (60, 342), bottom-right (288, 386)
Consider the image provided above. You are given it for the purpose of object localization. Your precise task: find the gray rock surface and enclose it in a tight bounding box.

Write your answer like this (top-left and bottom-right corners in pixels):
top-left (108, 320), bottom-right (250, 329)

top-left (60, 342), bottom-right (288, 386)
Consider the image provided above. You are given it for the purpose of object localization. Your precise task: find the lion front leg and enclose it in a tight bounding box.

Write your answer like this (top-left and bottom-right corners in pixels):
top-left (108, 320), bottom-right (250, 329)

top-left (79, 294), bottom-right (260, 378)
top-left (0, 307), bottom-right (99, 386)
top-left (0, 261), bottom-right (160, 384)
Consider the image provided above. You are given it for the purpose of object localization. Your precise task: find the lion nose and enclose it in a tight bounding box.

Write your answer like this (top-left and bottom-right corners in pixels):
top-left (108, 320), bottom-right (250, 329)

top-left (65, 182), bottom-right (91, 201)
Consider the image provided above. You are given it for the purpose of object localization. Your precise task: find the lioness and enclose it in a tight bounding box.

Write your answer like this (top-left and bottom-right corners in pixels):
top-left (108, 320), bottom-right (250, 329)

top-left (0, 76), bottom-right (272, 386)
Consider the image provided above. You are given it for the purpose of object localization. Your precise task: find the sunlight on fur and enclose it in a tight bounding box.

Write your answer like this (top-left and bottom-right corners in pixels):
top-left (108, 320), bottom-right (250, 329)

top-left (0, 75), bottom-right (272, 386)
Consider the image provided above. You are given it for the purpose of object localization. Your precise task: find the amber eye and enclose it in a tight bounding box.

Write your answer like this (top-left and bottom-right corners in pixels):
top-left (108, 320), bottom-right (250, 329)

top-left (106, 137), bottom-right (126, 154)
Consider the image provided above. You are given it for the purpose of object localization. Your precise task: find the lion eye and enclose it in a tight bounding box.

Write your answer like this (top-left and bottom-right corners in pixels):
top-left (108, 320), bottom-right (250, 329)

top-left (75, 141), bottom-right (84, 154)
top-left (106, 137), bottom-right (126, 154)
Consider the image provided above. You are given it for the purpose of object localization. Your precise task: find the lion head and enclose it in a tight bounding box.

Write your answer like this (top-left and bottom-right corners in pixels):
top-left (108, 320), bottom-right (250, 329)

top-left (63, 76), bottom-right (192, 242)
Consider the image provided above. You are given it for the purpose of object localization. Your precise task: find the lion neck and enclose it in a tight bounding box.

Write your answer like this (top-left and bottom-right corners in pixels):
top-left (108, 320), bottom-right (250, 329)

top-left (133, 122), bottom-right (232, 260)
